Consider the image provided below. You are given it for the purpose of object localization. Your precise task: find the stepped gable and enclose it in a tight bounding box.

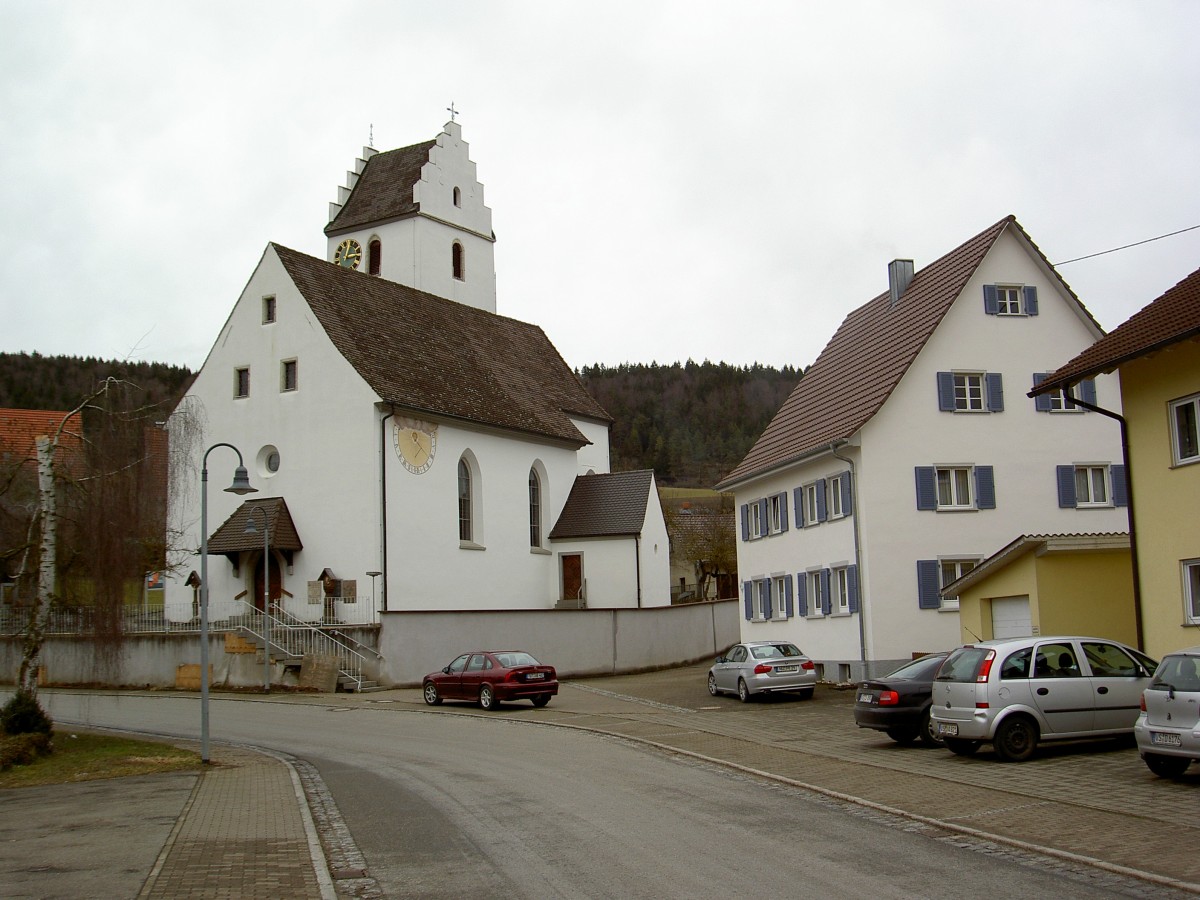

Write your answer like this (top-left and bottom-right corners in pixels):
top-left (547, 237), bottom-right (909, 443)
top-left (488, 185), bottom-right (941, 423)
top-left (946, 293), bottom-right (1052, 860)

top-left (272, 244), bottom-right (610, 444)
top-left (324, 140), bottom-right (437, 235)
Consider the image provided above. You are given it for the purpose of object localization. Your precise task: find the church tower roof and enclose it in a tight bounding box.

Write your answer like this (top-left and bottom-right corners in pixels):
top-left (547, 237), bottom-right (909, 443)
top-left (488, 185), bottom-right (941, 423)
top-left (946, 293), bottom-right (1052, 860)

top-left (324, 138), bottom-right (437, 236)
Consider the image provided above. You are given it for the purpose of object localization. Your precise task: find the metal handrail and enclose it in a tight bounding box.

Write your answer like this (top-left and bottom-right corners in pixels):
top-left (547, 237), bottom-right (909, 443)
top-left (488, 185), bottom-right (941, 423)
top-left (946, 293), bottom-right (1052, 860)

top-left (248, 600), bottom-right (369, 690)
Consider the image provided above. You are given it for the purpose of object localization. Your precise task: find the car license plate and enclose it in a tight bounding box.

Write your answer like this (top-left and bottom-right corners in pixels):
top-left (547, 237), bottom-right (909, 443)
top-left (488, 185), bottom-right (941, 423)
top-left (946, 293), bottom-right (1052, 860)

top-left (1151, 732), bottom-right (1182, 747)
top-left (775, 665), bottom-right (798, 674)
top-left (937, 722), bottom-right (958, 737)
top-left (857, 692), bottom-right (873, 703)
top-left (526, 672), bottom-right (545, 680)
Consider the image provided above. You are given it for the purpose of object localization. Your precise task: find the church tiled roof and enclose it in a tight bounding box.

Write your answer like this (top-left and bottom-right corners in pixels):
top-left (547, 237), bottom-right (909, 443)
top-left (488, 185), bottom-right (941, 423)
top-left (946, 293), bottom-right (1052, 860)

top-left (549, 470), bottom-right (655, 538)
top-left (324, 140), bottom-right (437, 236)
top-left (1031, 264), bottom-right (1200, 395)
top-left (717, 216), bottom-right (1093, 490)
top-left (207, 497), bottom-right (303, 554)
top-left (273, 244), bottom-right (611, 444)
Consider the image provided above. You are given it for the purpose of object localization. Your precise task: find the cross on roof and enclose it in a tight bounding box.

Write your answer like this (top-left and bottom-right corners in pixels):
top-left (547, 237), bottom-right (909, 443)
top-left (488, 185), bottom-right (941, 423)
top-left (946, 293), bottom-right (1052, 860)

top-left (446, 102), bottom-right (459, 123)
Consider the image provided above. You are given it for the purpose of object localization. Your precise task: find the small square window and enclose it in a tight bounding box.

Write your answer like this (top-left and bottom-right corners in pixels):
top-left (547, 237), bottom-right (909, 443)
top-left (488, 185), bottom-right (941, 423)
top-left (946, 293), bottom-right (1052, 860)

top-left (262, 296), bottom-right (276, 324)
top-left (235, 367), bottom-right (250, 398)
top-left (281, 359), bottom-right (298, 392)
top-left (954, 373), bottom-right (985, 411)
top-left (996, 286), bottom-right (1022, 315)
top-left (1171, 395), bottom-right (1200, 465)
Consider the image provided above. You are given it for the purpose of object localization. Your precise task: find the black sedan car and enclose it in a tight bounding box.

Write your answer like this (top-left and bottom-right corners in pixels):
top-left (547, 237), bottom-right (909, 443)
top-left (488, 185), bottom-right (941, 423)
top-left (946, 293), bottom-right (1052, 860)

top-left (854, 652), bottom-right (948, 746)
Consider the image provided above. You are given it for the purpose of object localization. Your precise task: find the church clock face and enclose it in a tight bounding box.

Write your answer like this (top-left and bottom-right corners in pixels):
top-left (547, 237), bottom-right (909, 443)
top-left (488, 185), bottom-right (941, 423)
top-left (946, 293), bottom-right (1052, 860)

top-left (394, 418), bottom-right (438, 474)
top-left (335, 238), bottom-right (363, 269)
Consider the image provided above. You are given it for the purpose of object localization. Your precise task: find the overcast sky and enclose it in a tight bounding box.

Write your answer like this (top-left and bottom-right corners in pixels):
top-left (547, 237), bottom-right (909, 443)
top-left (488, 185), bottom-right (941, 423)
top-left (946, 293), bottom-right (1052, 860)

top-left (2, 2), bottom-right (1198, 375)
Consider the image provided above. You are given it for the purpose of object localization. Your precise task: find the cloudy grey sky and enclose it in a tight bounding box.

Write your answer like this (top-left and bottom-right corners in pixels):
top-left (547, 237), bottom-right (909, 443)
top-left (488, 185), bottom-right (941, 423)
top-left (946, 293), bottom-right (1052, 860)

top-left (2, 2), bottom-right (1198, 374)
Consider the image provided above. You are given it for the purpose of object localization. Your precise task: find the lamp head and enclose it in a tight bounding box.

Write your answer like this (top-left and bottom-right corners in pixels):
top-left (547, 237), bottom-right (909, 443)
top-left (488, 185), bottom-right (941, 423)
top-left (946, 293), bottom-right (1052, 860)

top-left (226, 466), bottom-right (257, 495)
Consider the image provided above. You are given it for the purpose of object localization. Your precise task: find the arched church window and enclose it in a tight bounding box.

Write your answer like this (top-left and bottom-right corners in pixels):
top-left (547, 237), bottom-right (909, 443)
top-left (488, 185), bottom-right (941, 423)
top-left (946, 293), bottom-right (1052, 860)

top-left (528, 468), bottom-right (542, 548)
top-left (453, 186), bottom-right (462, 208)
top-left (368, 239), bottom-right (381, 276)
top-left (452, 242), bottom-right (465, 281)
top-left (458, 458), bottom-right (473, 542)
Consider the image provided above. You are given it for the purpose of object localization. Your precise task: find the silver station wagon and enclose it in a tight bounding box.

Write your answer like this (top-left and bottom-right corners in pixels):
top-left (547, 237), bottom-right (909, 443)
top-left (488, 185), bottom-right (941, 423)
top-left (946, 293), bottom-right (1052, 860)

top-left (931, 636), bottom-right (1157, 761)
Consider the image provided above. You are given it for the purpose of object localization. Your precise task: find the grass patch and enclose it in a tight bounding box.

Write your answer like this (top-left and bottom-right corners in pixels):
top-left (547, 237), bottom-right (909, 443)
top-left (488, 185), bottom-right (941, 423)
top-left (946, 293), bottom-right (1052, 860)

top-left (0, 731), bottom-right (201, 789)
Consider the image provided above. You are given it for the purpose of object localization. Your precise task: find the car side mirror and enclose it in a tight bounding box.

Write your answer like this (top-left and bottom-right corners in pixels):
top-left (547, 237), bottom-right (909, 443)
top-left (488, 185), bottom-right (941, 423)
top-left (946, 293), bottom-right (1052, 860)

top-left (442, 666), bottom-right (452, 674)
top-left (715, 656), bottom-right (727, 664)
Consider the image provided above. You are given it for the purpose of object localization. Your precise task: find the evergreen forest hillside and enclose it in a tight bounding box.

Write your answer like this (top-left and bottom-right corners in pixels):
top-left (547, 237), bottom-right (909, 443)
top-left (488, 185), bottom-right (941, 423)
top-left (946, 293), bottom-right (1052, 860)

top-left (0, 353), bottom-right (799, 488)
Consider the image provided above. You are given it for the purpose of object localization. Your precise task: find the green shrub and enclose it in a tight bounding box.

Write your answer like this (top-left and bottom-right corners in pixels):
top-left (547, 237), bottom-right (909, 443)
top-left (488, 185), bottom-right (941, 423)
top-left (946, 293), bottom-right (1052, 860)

top-left (0, 732), bottom-right (53, 770)
top-left (0, 690), bottom-right (54, 737)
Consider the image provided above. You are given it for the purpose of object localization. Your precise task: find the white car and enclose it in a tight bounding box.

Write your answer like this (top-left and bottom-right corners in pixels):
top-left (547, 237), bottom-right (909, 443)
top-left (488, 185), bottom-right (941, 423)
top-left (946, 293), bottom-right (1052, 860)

top-left (931, 636), bottom-right (1157, 761)
top-left (1134, 645), bottom-right (1200, 778)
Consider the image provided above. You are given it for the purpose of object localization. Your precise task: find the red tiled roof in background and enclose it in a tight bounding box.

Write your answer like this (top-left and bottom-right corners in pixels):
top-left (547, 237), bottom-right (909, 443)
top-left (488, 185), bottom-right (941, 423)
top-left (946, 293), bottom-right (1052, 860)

top-left (1030, 265), bottom-right (1200, 394)
top-left (0, 408), bottom-right (83, 469)
top-left (717, 216), bottom-right (1096, 490)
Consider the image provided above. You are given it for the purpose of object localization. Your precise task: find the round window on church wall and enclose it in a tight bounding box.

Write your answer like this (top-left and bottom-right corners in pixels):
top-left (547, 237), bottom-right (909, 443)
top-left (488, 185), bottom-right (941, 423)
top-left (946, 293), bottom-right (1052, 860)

top-left (257, 445), bottom-right (281, 477)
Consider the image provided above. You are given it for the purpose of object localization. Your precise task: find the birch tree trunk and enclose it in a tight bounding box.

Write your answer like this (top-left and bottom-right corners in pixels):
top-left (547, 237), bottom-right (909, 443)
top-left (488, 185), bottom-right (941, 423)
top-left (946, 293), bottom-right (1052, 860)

top-left (17, 435), bottom-right (57, 694)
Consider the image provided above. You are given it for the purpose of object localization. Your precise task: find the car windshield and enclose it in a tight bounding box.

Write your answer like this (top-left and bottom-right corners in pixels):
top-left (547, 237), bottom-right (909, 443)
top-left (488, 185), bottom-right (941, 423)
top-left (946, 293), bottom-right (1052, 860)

top-left (883, 654), bottom-right (945, 681)
top-left (494, 652), bottom-right (540, 668)
top-left (751, 644), bottom-right (803, 660)
top-left (1151, 655), bottom-right (1200, 692)
top-left (936, 647), bottom-right (992, 682)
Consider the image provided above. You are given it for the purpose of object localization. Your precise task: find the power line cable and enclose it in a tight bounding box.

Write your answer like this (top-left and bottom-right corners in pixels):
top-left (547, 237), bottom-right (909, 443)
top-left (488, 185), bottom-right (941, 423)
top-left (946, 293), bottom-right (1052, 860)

top-left (1054, 223), bottom-right (1200, 266)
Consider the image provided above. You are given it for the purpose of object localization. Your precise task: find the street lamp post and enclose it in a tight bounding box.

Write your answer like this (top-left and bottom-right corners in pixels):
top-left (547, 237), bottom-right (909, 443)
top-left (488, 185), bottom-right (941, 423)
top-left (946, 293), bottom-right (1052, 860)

top-left (200, 444), bottom-right (256, 764)
top-left (244, 506), bottom-right (271, 693)
top-left (367, 570), bottom-right (382, 618)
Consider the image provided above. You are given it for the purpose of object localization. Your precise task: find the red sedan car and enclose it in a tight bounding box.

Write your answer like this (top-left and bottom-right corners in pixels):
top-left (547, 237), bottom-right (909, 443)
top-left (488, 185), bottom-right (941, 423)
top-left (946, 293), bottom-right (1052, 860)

top-left (422, 651), bottom-right (558, 710)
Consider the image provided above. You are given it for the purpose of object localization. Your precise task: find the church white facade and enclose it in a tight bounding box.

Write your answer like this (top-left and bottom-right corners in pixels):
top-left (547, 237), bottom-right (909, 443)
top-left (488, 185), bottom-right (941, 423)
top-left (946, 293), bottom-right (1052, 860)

top-left (164, 121), bottom-right (671, 627)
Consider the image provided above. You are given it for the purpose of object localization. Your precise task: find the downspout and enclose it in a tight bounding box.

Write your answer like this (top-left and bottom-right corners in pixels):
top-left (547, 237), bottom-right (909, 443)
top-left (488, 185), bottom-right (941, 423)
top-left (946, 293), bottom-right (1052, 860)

top-left (1062, 388), bottom-right (1144, 650)
top-left (379, 409), bottom-right (393, 614)
top-left (830, 442), bottom-right (868, 678)
top-left (635, 535), bottom-right (642, 608)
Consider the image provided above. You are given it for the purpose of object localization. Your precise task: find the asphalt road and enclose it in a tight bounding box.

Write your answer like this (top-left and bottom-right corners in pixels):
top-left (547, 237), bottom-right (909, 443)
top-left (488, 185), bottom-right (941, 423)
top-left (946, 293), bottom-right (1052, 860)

top-left (39, 692), bottom-right (1174, 899)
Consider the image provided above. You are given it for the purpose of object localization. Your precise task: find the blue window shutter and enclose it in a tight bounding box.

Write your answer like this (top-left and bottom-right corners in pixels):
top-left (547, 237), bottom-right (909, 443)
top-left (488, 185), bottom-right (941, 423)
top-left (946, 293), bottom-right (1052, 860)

top-left (975, 466), bottom-right (996, 509)
top-left (743, 581), bottom-right (753, 620)
top-left (763, 579), bottom-right (773, 620)
top-left (1023, 285), bottom-right (1039, 316)
top-left (847, 565), bottom-right (860, 613)
top-left (986, 373), bottom-right (1004, 412)
top-left (917, 560), bottom-right (941, 609)
top-left (784, 575), bottom-right (794, 617)
top-left (937, 372), bottom-right (955, 410)
top-left (915, 467), bottom-right (937, 510)
top-left (1033, 373), bottom-right (1051, 412)
top-left (793, 487), bottom-right (804, 527)
top-left (816, 479), bottom-right (828, 522)
top-left (778, 493), bottom-right (789, 532)
top-left (1057, 465), bottom-right (1077, 508)
top-left (840, 472), bottom-right (853, 514)
top-left (1080, 379), bottom-right (1097, 407)
top-left (1112, 465), bottom-right (1129, 507)
top-left (820, 569), bottom-right (832, 615)
top-left (983, 284), bottom-right (999, 315)
top-left (740, 504), bottom-right (749, 541)
top-left (797, 573), bottom-right (808, 616)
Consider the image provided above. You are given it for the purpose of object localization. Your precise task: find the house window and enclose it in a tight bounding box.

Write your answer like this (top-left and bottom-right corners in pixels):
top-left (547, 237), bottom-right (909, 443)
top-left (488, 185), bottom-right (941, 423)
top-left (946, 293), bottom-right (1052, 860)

top-left (1184, 559), bottom-right (1200, 624)
top-left (235, 367), bottom-right (250, 398)
top-left (528, 468), bottom-right (541, 548)
top-left (833, 567), bottom-right (850, 614)
top-left (262, 296), bottom-right (276, 324)
top-left (917, 558), bottom-right (978, 610)
top-left (807, 570), bottom-right (827, 617)
top-left (995, 286), bottom-right (1021, 315)
top-left (749, 501), bottom-right (763, 539)
top-left (1074, 465), bottom-right (1108, 506)
top-left (368, 239), bottom-right (381, 276)
top-left (754, 580), bottom-right (769, 620)
top-left (452, 242), bottom-right (465, 280)
top-left (458, 458), bottom-right (473, 542)
top-left (280, 359), bottom-right (297, 392)
top-left (771, 575), bottom-right (790, 620)
top-left (937, 467), bottom-right (973, 508)
top-left (984, 284), bottom-right (1038, 316)
top-left (937, 372), bottom-right (1003, 412)
top-left (828, 474), bottom-right (847, 518)
top-left (767, 493), bottom-right (788, 534)
top-left (939, 559), bottom-right (978, 610)
top-left (1057, 464), bottom-right (1126, 508)
top-left (802, 483), bottom-right (820, 525)
top-left (1171, 394), bottom-right (1200, 465)
top-left (1033, 374), bottom-right (1094, 412)
top-left (916, 465), bottom-right (996, 511)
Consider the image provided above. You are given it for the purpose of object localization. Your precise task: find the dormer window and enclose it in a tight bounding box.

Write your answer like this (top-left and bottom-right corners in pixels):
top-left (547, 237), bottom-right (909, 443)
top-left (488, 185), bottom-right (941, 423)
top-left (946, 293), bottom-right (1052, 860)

top-left (453, 186), bottom-right (462, 207)
top-left (368, 239), bottom-right (381, 276)
top-left (452, 242), bottom-right (465, 281)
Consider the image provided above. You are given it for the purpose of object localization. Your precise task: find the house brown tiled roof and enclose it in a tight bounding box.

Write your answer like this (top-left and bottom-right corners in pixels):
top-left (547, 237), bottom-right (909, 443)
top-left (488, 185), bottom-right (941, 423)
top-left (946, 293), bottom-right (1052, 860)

top-left (549, 470), bottom-right (655, 539)
top-left (1030, 265), bottom-right (1200, 395)
top-left (273, 245), bottom-right (610, 444)
top-left (324, 140), bottom-right (437, 236)
top-left (207, 497), bottom-right (302, 554)
top-left (0, 408), bottom-right (83, 470)
top-left (717, 216), bottom-right (1091, 490)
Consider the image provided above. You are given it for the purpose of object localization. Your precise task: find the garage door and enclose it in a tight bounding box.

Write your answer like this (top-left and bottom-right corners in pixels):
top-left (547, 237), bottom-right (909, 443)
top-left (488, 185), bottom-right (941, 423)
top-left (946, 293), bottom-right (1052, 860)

top-left (991, 596), bottom-right (1032, 639)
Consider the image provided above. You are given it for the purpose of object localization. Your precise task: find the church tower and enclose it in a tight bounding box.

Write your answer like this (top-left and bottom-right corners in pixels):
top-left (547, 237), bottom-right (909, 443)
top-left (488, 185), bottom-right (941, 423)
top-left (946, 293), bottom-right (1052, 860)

top-left (324, 121), bottom-right (497, 313)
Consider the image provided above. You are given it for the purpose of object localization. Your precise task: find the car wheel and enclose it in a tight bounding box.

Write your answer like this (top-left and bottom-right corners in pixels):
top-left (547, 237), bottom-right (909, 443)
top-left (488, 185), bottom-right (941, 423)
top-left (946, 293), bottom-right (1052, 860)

top-left (422, 681), bottom-right (442, 706)
top-left (886, 726), bottom-right (919, 745)
top-left (919, 708), bottom-right (944, 748)
top-left (994, 715), bottom-right (1038, 763)
top-left (531, 694), bottom-right (551, 708)
top-left (707, 673), bottom-right (719, 696)
top-left (1143, 753), bottom-right (1191, 779)
top-left (737, 678), bottom-right (752, 703)
top-left (944, 737), bottom-right (982, 757)
top-left (797, 687), bottom-right (814, 700)
top-left (478, 684), bottom-right (499, 711)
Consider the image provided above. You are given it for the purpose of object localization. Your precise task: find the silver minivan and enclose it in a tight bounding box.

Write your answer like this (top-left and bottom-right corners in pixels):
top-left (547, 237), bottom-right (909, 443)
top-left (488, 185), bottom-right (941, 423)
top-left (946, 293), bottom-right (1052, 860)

top-left (1133, 645), bottom-right (1200, 778)
top-left (931, 636), bottom-right (1157, 762)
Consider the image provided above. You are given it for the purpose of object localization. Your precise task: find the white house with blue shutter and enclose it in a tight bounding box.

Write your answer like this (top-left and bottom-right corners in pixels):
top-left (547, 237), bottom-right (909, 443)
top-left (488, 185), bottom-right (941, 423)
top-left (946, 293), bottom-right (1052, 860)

top-left (716, 217), bottom-right (1128, 682)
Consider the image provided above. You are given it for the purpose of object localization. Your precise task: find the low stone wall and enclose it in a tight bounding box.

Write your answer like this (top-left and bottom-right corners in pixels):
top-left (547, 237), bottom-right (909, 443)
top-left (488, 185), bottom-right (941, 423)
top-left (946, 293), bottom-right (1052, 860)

top-left (0, 600), bottom-right (739, 690)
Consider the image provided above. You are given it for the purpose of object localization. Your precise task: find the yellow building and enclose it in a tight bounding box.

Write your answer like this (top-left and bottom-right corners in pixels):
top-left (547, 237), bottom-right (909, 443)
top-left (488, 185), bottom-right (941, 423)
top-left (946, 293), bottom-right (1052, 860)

top-left (1033, 266), bottom-right (1200, 656)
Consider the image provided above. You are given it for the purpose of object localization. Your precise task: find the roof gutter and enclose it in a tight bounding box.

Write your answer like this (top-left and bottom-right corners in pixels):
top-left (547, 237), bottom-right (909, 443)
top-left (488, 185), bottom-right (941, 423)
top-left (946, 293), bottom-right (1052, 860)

top-left (717, 440), bottom-right (849, 493)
